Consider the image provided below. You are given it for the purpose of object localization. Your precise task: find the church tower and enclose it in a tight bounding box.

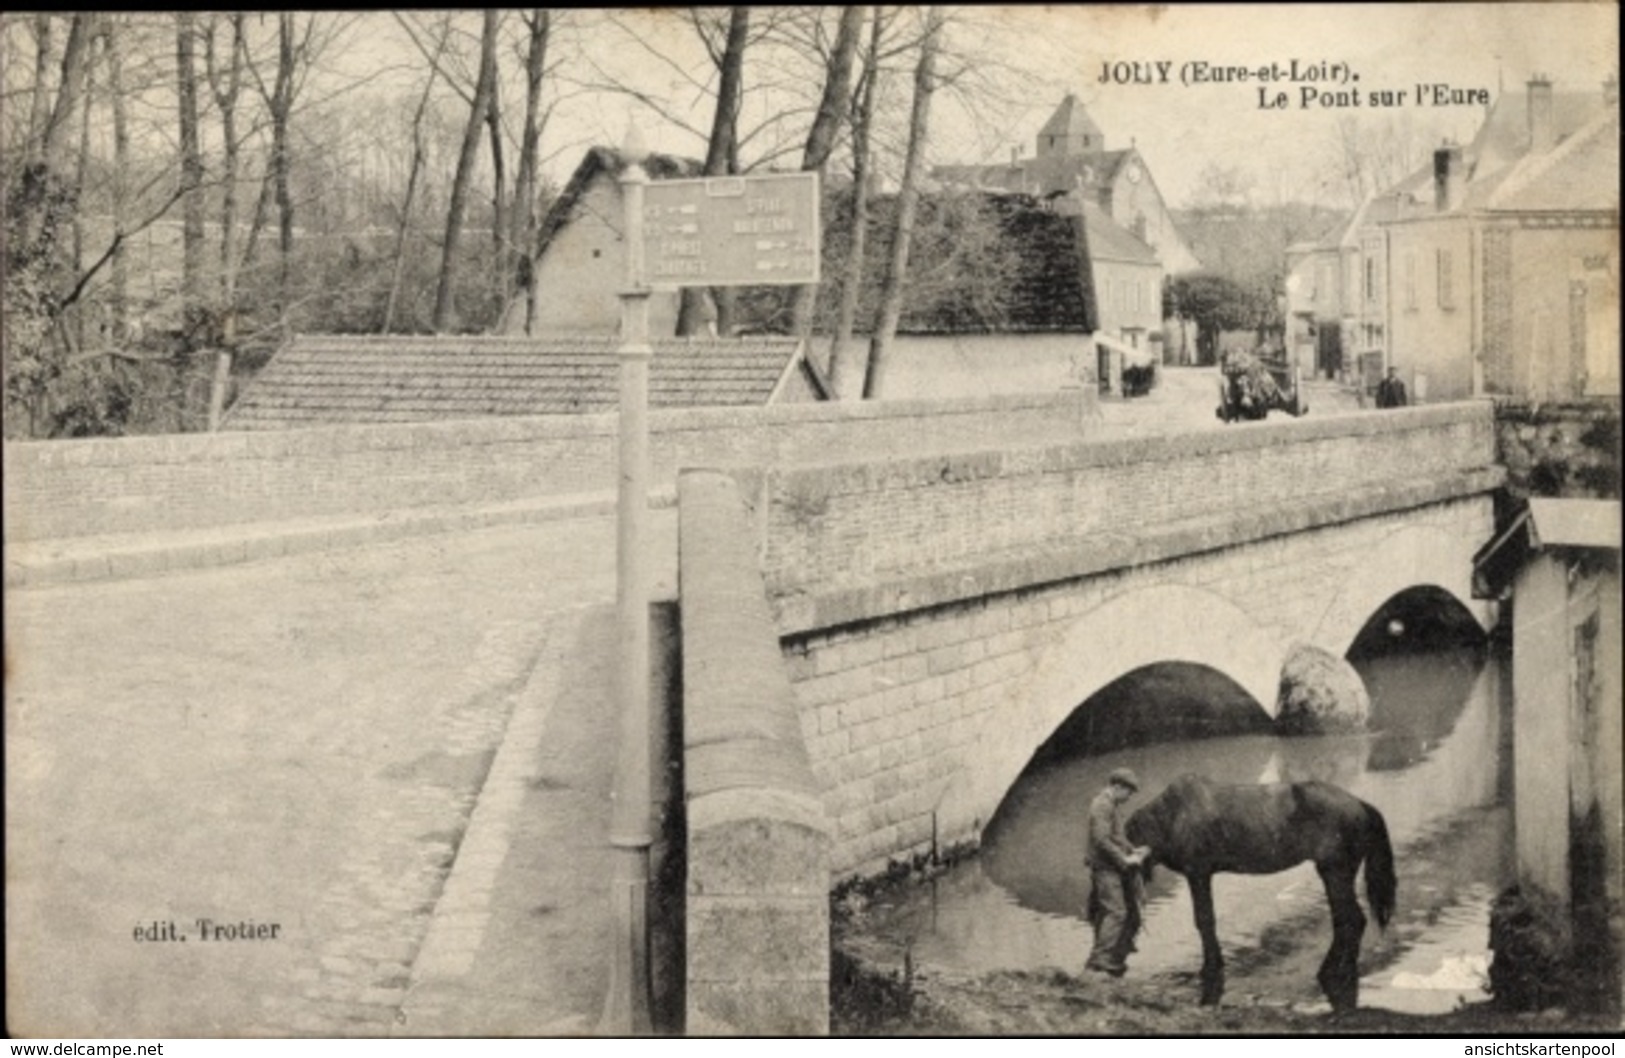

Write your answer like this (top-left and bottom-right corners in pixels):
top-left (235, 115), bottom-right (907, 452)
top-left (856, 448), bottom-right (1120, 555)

top-left (1035, 92), bottom-right (1105, 157)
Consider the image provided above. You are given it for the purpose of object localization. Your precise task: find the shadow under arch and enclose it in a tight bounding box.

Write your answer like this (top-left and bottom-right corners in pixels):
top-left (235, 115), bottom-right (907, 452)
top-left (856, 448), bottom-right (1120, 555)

top-left (1344, 584), bottom-right (1494, 775)
top-left (1314, 523), bottom-right (1496, 660)
top-left (934, 582), bottom-right (1285, 843)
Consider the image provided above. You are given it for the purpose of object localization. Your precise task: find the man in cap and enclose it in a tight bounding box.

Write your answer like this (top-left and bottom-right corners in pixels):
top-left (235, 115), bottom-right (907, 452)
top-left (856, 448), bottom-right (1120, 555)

top-left (1084, 767), bottom-right (1151, 976)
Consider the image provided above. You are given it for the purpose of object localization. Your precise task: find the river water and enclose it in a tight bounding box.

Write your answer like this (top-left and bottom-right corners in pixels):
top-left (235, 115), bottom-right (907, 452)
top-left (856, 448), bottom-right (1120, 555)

top-left (853, 640), bottom-right (1512, 1014)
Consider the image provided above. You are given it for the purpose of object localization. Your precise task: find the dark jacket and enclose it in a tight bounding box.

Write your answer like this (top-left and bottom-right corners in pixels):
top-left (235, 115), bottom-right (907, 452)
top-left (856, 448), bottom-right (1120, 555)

top-left (1085, 788), bottom-right (1137, 871)
top-left (1376, 376), bottom-right (1408, 408)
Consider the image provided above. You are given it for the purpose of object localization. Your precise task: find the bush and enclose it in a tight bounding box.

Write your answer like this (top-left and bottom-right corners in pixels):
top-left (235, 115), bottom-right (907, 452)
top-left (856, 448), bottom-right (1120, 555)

top-left (1488, 884), bottom-right (1572, 1011)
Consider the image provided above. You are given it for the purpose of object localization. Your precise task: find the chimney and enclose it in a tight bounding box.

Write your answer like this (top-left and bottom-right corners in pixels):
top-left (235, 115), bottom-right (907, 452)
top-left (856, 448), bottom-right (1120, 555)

top-left (1527, 75), bottom-right (1555, 153)
top-left (1434, 141), bottom-right (1464, 212)
top-left (1604, 74), bottom-right (1619, 107)
top-left (1011, 146), bottom-right (1020, 167)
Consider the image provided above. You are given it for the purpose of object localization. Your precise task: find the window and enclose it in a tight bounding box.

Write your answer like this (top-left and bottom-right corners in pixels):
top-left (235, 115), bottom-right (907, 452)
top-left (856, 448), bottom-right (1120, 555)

top-left (1436, 248), bottom-right (1455, 309)
top-left (1364, 256), bottom-right (1376, 302)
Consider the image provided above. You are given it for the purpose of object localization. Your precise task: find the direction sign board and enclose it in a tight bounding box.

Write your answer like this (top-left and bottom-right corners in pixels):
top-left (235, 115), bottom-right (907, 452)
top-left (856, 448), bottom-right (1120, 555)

top-left (640, 171), bottom-right (820, 288)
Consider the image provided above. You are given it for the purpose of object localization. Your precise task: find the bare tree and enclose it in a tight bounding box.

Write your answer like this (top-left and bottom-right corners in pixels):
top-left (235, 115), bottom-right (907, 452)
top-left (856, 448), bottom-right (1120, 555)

top-left (433, 8), bottom-right (498, 332)
top-left (175, 12), bottom-right (206, 351)
top-left (204, 12), bottom-right (248, 425)
top-left (676, 6), bottom-right (752, 337)
top-left (100, 15), bottom-right (131, 341)
top-left (510, 9), bottom-right (550, 331)
top-left (38, 13), bottom-right (90, 172)
top-left (23, 14), bottom-right (55, 161)
top-left (484, 28), bottom-right (507, 297)
top-left (383, 18), bottom-right (452, 334)
top-left (787, 5), bottom-right (865, 338)
top-left (827, 6), bottom-right (885, 395)
top-left (863, 6), bottom-right (943, 399)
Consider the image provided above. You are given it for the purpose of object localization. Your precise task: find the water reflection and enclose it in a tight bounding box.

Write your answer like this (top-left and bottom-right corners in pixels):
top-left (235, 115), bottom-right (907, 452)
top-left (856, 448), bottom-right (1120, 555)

top-left (862, 645), bottom-right (1505, 984)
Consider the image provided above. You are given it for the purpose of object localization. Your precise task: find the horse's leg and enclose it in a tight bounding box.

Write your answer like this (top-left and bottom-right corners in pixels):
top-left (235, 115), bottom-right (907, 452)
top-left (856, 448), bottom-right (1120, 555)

top-left (1315, 862), bottom-right (1366, 1013)
top-left (1188, 872), bottom-right (1224, 1006)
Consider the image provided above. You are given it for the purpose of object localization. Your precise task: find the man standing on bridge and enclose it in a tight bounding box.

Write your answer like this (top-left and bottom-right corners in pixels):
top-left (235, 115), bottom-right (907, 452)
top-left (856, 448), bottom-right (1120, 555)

top-left (1376, 365), bottom-right (1409, 408)
top-left (1084, 767), bottom-right (1150, 977)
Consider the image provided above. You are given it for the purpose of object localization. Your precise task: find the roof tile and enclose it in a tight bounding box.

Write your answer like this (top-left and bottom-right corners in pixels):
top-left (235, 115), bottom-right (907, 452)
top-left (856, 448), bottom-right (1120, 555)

top-left (223, 334), bottom-right (811, 430)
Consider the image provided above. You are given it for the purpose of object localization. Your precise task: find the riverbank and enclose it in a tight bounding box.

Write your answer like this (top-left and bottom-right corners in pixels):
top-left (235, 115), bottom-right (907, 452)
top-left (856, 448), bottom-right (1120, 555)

top-left (831, 805), bottom-right (1618, 1036)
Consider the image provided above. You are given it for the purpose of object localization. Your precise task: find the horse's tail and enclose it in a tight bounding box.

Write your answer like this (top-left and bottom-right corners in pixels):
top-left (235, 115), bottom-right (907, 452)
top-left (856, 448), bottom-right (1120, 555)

top-left (1360, 800), bottom-right (1396, 929)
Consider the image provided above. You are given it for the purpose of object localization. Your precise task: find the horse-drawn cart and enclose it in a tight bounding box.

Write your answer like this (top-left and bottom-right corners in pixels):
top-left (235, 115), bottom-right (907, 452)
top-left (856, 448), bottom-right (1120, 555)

top-left (1215, 349), bottom-right (1307, 422)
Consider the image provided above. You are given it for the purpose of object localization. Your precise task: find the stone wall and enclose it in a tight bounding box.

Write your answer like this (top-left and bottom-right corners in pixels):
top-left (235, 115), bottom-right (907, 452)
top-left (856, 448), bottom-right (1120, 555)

top-left (1493, 398), bottom-right (1621, 501)
top-left (753, 401), bottom-right (1498, 633)
top-left (678, 470), bottom-right (831, 1035)
top-left (3, 391), bottom-right (1090, 543)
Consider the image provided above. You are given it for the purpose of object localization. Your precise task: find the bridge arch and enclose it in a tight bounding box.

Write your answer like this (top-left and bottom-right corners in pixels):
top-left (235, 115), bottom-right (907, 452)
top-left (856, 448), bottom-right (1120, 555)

top-left (935, 582), bottom-right (1284, 840)
top-left (1312, 523), bottom-right (1496, 659)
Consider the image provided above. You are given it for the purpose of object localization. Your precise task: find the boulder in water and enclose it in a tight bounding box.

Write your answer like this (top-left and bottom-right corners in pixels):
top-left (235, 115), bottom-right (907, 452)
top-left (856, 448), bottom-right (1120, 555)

top-left (1274, 643), bottom-right (1370, 736)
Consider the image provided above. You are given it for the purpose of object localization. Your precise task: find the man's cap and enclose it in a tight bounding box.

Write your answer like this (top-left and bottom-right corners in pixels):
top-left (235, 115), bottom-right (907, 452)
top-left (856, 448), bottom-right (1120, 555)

top-left (1108, 767), bottom-right (1140, 791)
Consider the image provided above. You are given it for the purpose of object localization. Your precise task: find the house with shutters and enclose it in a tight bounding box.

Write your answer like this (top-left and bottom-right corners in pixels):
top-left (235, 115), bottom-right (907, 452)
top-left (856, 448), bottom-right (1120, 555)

top-left (1327, 76), bottom-right (1619, 402)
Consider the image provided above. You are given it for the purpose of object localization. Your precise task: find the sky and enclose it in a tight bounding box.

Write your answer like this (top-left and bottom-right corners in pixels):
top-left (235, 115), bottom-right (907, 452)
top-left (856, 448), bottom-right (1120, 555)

top-left (948, 3), bottom-right (1620, 205)
top-left (341, 4), bottom-right (1619, 210)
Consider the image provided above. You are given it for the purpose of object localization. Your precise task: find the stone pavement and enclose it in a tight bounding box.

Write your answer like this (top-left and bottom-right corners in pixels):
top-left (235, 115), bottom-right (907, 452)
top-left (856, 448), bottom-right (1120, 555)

top-left (5, 510), bottom-right (673, 1038)
top-left (394, 602), bottom-right (621, 1036)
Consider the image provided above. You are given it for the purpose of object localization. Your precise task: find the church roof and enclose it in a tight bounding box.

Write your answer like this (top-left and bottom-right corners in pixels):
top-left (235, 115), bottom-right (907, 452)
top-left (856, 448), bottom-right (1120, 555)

top-left (1038, 92), bottom-right (1105, 146)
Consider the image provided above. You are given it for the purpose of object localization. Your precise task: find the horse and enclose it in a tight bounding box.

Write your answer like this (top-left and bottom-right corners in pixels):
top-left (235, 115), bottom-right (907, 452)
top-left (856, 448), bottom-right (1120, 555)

top-left (1124, 773), bottom-right (1395, 1012)
top-left (1215, 351), bottom-right (1307, 422)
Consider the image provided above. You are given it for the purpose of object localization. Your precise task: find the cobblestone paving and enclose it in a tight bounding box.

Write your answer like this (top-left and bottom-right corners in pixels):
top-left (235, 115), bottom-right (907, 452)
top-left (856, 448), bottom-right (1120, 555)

top-left (5, 513), bottom-right (674, 1037)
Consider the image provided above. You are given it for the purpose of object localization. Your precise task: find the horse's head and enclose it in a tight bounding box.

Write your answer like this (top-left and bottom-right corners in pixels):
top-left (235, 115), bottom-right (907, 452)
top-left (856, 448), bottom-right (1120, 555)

top-left (1124, 802), bottom-right (1163, 880)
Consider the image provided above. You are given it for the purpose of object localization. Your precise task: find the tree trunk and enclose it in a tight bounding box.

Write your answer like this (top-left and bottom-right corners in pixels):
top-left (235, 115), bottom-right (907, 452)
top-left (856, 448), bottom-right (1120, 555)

top-left (39, 13), bottom-right (90, 173)
top-left (432, 8), bottom-right (498, 332)
top-left (271, 12), bottom-right (297, 313)
top-left (678, 6), bottom-right (749, 338)
top-left (863, 6), bottom-right (941, 400)
top-left (25, 14), bottom-right (54, 164)
top-left (71, 21), bottom-right (96, 353)
top-left (788, 6), bottom-right (864, 339)
top-left (241, 164), bottom-right (272, 271)
top-left (485, 64), bottom-right (506, 298)
top-left (510, 9), bottom-right (549, 332)
top-left (103, 15), bottom-right (130, 341)
top-left (176, 12), bottom-right (206, 353)
top-left (827, 6), bottom-right (883, 397)
top-left (383, 22), bottom-right (449, 334)
top-left (205, 12), bottom-right (246, 428)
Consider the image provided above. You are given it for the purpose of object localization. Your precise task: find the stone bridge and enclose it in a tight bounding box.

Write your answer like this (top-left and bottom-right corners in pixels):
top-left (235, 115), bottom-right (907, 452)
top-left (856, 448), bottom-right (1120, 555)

top-left (681, 401), bottom-right (1504, 894)
top-left (4, 389), bottom-right (1508, 1036)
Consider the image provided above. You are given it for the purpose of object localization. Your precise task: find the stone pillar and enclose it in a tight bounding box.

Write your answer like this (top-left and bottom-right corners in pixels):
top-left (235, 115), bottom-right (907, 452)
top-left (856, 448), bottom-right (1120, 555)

top-left (679, 469), bottom-right (833, 1035)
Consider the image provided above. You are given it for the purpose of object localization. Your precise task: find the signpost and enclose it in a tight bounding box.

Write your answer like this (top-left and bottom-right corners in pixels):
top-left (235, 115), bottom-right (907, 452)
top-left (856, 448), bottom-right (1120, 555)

top-left (641, 172), bottom-right (821, 289)
top-left (602, 156), bottom-right (819, 1036)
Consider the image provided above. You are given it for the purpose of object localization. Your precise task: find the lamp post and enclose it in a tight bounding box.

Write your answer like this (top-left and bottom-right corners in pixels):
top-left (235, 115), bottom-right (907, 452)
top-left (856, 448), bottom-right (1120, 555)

top-left (599, 128), bottom-right (654, 1036)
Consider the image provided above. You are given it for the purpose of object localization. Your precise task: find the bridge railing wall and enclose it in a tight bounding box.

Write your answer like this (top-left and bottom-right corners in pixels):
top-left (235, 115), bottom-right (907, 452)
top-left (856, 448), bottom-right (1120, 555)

top-left (752, 402), bottom-right (1500, 632)
top-left (677, 469), bottom-right (832, 1035)
top-left (3, 390), bottom-right (1091, 543)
